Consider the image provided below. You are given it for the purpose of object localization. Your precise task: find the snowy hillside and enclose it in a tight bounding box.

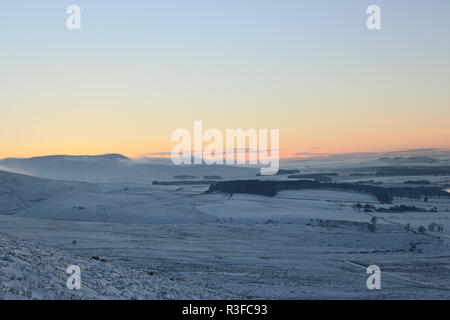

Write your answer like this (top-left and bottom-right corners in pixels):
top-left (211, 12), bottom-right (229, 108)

top-left (0, 231), bottom-right (231, 299)
top-left (1, 154), bottom-right (450, 299)
top-left (0, 170), bottom-right (93, 215)
top-left (0, 154), bottom-right (258, 183)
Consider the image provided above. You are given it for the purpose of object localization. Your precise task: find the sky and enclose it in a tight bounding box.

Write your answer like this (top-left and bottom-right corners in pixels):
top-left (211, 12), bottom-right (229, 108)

top-left (1, 0), bottom-right (450, 158)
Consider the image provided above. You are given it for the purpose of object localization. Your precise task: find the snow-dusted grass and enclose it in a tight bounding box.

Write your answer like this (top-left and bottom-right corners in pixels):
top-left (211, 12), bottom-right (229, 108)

top-left (1, 214), bottom-right (450, 299)
top-left (0, 231), bottom-right (231, 300)
top-left (197, 190), bottom-right (375, 223)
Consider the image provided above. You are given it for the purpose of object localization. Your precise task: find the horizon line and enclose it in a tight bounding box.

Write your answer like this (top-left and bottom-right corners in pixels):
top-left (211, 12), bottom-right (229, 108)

top-left (1, 147), bottom-right (449, 162)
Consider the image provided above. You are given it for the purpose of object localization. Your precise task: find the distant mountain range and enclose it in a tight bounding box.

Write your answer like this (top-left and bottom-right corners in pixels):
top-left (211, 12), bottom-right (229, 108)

top-left (0, 154), bottom-right (257, 184)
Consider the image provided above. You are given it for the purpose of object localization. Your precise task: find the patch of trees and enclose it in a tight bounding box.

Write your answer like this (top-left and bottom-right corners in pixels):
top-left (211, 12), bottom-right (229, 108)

top-left (376, 166), bottom-right (450, 176)
top-left (208, 180), bottom-right (279, 197)
top-left (307, 218), bottom-right (371, 230)
top-left (173, 175), bottom-right (198, 180)
top-left (203, 175), bottom-right (222, 180)
top-left (406, 223), bottom-right (444, 234)
top-left (153, 180), bottom-right (217, 186)
top-left (368, 217), bottom-right (377, 232)
top-left (355, 180), bottom-right (383, 185)
top-left (427, 223), bottom-right (444, 232)
top-left (207, 180), bottom-right (392, 203)
top-left (403, 180), bottom-right (431, 185)
top-left (353, 203), bottom-right (438, 213)
top-left (383, 186), bottom-right (448, 200)
top-left (287, 173), bottom-right (337, 182)
top-left (207, 180), bottom-right (450, 204)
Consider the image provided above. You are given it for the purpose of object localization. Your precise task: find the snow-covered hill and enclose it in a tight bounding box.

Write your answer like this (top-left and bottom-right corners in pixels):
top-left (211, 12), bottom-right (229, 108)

top-left (0, 154), bottom-right (258, 183)
top-left (0, 170), bottom-right (93, 215)
top-left (0, 231), bottom-right (231, 299)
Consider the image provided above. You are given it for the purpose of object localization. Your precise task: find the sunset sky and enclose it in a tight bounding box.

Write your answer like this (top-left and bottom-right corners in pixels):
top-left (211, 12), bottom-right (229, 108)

top-left (1, 0), bottom-right (450, 158)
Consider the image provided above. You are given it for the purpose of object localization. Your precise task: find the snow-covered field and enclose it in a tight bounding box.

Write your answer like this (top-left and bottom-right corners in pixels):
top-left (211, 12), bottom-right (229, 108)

top-left (1, 154), bottom-right (450, 300)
